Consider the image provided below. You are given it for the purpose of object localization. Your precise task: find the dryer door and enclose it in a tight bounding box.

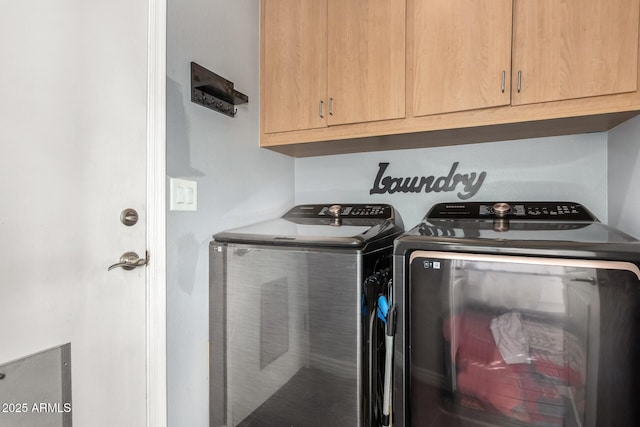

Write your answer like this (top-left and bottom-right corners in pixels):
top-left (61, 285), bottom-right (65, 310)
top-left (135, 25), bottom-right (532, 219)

top-left (407, 251), bottom-right (640, 427)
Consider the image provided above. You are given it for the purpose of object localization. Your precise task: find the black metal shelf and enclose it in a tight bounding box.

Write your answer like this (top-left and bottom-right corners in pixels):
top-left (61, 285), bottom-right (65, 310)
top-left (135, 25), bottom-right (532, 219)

top-left (190, 62), bottom-right (248, 117)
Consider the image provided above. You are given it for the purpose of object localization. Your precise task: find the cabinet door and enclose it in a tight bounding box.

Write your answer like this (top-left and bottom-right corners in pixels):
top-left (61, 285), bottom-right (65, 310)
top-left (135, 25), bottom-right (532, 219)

top-left (327, 0), bottom-right (406, 126)
top-left (412, 0), bottom-right (512, 117)
top-left (262, 0), bottom-right (328, 134)
top-left (512, 0), bottom-right (640, 105)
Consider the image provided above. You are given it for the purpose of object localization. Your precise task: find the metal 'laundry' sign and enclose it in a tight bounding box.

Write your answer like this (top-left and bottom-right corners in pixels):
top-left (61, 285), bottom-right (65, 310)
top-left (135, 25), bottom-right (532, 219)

top-left (369, 162), bottom-right (486, 200)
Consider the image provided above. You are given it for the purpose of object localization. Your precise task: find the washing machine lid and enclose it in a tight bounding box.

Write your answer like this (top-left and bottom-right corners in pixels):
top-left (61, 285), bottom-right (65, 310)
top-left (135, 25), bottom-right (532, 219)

top-left (213, 204), bottom-right (403, 248)
top-left (397, 202), bottom-right (640, 257)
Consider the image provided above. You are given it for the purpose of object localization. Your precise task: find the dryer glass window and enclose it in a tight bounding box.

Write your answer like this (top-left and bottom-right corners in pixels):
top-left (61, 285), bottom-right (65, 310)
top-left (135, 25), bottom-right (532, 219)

top-left (408, 251), bottom-right (640, 427)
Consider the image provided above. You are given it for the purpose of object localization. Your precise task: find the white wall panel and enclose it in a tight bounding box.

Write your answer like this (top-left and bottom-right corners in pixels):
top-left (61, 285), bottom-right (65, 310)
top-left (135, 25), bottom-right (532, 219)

top-left (608, 115), bottom-right (640, 238)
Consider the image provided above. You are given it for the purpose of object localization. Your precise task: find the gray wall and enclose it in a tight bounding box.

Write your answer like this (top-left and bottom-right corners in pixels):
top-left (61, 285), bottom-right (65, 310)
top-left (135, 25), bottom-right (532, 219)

top-left (166, 2), bottom-right (294, 425)
top-left (608, 115), bottom-right (640, 237)
top-left (166, 4), bottom-right (640, 426)
top-left (296, 133), bottom-right (609, 228)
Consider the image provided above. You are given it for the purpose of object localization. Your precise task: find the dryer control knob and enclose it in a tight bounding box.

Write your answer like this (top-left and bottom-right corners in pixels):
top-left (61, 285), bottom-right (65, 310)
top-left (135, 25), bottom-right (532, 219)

top-left (328, 204), bottom-right (342, 217)
top-left (493, 202), bottom-right (511, 217)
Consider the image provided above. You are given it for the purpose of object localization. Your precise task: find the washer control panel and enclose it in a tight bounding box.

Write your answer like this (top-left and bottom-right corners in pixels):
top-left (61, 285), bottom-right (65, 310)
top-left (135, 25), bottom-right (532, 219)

top-left (319, 204), bottom-right (391, 218)
top-left (427, 202), bottom-right (597, 221)
top-left (284, 204), bottom-right (394, 224)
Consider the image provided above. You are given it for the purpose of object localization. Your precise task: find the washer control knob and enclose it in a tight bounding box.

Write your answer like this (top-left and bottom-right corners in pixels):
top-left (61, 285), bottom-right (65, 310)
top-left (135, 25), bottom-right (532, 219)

top-left (328, 204), bottom-right (342, 217)
top-left (493, 202), bottom-right (511, 217)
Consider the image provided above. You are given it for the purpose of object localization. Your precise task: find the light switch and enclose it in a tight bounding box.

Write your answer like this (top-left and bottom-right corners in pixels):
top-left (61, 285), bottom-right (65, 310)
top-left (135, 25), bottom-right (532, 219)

top-left (170, 178), bottom-right (198, 211)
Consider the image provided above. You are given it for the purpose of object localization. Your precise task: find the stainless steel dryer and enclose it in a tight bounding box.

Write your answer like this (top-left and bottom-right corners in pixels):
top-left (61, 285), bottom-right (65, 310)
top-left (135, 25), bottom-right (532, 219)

top-left (393, 201), bottom-right (640, 427)
top-left (210, 204), bottom-right (404, 427)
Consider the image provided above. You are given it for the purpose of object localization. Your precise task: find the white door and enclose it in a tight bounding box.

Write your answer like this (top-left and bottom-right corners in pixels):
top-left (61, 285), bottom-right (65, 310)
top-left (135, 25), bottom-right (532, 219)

top-left (0, 1), bottom-right (166, 426)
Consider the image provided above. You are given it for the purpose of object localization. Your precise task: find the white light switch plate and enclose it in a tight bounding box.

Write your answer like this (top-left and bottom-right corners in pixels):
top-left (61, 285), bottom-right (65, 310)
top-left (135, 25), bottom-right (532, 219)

top-left (170, 178), bottom-right (198, 211)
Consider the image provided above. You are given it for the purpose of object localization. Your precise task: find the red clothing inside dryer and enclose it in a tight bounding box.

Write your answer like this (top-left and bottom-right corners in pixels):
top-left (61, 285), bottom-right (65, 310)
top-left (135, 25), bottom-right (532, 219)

top-left (444, 312), bottom-right (568, 424)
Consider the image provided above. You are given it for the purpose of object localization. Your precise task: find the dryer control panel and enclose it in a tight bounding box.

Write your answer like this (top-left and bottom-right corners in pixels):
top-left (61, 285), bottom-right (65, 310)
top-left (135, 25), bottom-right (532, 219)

top-left (427, 202), bottom-right (597, 222)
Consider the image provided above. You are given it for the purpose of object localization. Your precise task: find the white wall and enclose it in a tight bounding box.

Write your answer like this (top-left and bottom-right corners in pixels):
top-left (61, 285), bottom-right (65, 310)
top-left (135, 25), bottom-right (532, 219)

top-left (296, 133), bottom-right (609, 228)
top-left (608, 115), bottom-right (640, 237)
top-left (166, 2), bottom-right (294, 426)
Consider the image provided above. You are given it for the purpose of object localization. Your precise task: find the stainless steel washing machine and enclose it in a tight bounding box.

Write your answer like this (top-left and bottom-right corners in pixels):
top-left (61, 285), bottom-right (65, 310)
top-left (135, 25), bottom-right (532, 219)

top-left (393, 201), bottom-right (640, 427)
top-left (210, 204), bottom-right (404, 427)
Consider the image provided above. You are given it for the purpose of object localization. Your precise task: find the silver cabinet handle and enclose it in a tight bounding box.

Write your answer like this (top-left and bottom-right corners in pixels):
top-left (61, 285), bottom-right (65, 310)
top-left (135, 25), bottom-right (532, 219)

top-left (319, 100), bottom-right (324, 118)
top-left (517, 70), bottom-right (522, 93)
top-left (329, 97), bottom-right (334, 116)
top-left (501, 71), bottom-right (506, 93)
top-left (108, 251), bottom-right (149, 271)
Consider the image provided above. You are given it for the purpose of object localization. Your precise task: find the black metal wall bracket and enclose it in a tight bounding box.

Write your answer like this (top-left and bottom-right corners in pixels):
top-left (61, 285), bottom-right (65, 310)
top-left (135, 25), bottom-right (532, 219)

top-left (190, 62), bottom-right (248, 117)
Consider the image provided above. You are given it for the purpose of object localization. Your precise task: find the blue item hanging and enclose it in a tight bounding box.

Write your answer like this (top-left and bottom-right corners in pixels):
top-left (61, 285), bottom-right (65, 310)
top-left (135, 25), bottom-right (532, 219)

top-left (377, 295), bottom-right (389, 323)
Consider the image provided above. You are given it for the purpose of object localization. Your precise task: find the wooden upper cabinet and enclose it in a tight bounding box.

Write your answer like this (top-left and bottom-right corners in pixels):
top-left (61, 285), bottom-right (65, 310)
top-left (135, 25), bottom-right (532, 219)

top-left (327, 0), bottom-right (406, 126)
top-left (260, 0), bottom-right (640, 157)
top-left (261, 0), bottom-right (405, 134)
top-left (412, 0), bottom-right (513, 117)
top-left (261, 0), bottom-right (328, 134)
top-left (512, 0), bottom-right (640, 105)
